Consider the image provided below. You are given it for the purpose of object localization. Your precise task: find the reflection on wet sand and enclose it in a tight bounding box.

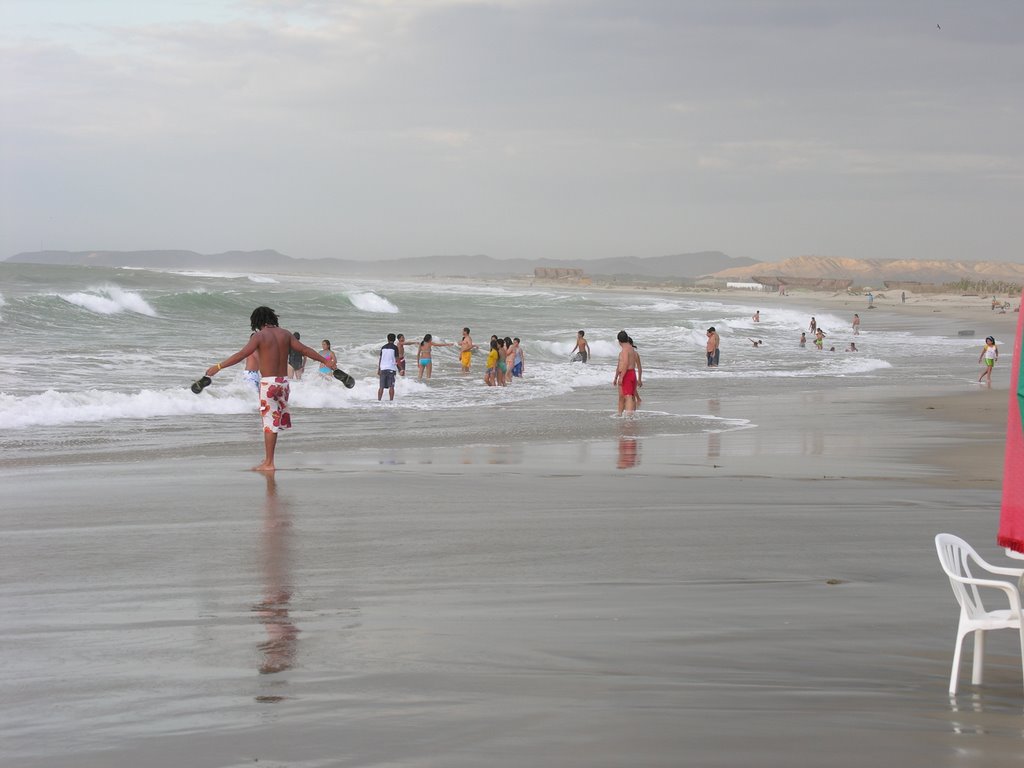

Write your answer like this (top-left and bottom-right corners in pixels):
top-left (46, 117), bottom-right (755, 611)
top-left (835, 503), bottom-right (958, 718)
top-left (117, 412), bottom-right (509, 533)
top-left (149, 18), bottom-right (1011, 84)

top-left (707, 399), bottom-right (721, 459)
top-left (251, 473), bottom-right (298, 682)
top-left (617, 419), bottom-right (640, 469)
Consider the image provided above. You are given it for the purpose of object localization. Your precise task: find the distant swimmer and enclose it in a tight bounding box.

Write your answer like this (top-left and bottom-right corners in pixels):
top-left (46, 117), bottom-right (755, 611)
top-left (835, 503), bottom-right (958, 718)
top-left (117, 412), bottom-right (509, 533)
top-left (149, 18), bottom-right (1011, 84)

top-left (799, 332), bottom-right (807, 347)
top-left (752, 310), bottom-right (760, 322)
top-left (852, 313), bottom-right (860, 335)
top-left (978, 335), bottom-right (999, 387)
top-left (847, 342), bottom-right (858, 352)
top-left (204, 306), bottom-right (336, 472)
top-left (459, 327), bottom-right (476, 372)
top-left (570, 330), bottom-right (591, 363)
top-left (748, 338), bottom-right (763, 347)
top-left (416, 333), bottom-right (453, 380)
top-left (809, 316), bottom-right (817, 333)
top-left (613, 330), bottom-right (639, 416)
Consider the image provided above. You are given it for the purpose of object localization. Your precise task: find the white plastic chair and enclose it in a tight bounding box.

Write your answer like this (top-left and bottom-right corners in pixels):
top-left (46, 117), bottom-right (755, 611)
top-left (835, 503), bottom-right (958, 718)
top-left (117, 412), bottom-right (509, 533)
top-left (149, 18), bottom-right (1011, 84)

top-left (935, 533), bottom-right (1024, 695)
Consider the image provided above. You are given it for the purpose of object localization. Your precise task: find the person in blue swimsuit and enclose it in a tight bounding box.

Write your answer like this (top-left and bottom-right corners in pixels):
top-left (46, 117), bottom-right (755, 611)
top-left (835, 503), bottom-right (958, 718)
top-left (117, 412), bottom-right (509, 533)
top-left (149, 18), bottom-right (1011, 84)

top-left (318, 340), bottom-right (337, 375)
top-left (416, 333), bottom-right (454, 380)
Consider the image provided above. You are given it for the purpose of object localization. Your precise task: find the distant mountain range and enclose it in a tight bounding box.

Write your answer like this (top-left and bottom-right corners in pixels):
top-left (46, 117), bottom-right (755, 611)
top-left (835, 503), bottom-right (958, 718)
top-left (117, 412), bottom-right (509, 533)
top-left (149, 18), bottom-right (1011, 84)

top-left (5, 249), bottom-right (755, 279)
top-left (713, 255), bottom-right (1024, 284)
top-left (11, 249), bottom-right (1021, 285)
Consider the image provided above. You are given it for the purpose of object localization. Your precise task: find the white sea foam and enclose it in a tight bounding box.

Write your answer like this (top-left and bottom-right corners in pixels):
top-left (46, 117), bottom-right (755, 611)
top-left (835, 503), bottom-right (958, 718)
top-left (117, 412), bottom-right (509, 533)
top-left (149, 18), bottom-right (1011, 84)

top-left (347, 291), bottom-right (399, 313)
top-left (247, 275), bottom-right (279, 283)
top-left (58, 285), bottom-right (158, 317)
top-left (0, 292), bottom-right (5, 321)
top-left (0, 388), bottom-right (253, 429)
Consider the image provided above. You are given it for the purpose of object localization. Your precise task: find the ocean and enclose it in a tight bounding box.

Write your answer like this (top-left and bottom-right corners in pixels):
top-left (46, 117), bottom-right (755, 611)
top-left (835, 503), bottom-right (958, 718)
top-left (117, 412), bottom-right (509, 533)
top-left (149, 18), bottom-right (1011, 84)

top-left (0, 262), bottom-right (983, 468)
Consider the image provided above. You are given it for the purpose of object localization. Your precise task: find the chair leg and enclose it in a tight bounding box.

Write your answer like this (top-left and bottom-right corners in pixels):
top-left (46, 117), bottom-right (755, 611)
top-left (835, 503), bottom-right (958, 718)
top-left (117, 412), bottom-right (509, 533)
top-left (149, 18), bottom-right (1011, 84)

top-left (972, 630), bottom-right (985, 685)
top-left (950, 630), bottom-right (965, 695)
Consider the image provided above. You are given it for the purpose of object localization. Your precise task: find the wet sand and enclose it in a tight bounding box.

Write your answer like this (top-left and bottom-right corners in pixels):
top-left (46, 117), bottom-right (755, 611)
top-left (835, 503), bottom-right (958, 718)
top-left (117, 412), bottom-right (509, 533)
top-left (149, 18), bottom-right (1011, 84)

top-left (1, 377), bottom-right (1019, 767)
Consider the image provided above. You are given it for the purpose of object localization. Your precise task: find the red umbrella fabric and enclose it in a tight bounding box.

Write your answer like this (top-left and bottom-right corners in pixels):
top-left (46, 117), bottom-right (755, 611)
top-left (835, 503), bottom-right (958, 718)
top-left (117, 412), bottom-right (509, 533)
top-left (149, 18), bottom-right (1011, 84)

top-left (997, 293), bottom-right (1024, 553)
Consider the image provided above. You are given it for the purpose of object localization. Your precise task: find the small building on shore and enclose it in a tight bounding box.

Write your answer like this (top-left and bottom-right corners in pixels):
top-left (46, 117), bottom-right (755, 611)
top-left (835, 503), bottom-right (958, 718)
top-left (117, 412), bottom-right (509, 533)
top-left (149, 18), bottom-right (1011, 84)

top-left (533, 267), bottom-right (589, 284)
top-left (752, 275), bottom-right (854, 292)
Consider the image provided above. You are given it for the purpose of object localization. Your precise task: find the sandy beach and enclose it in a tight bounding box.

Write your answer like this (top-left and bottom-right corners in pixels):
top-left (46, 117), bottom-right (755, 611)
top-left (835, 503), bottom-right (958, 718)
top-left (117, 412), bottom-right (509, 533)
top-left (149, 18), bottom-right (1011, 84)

top-left (1, 281), bottom-right (1020, 767)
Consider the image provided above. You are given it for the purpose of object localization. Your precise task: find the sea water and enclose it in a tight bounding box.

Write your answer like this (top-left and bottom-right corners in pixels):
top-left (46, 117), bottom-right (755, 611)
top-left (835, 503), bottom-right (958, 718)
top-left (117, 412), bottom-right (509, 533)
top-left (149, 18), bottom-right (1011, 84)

top-left (0, 262), bottom-right (986, 467)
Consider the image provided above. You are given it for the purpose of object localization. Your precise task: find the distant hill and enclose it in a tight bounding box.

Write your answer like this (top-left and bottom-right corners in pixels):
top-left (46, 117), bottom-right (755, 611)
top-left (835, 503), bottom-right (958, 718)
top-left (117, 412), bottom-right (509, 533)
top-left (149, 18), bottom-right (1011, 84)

top-left (713, 255), bottom-right (1024, 284)
top-left (6, 249), bottom-right (755, 279)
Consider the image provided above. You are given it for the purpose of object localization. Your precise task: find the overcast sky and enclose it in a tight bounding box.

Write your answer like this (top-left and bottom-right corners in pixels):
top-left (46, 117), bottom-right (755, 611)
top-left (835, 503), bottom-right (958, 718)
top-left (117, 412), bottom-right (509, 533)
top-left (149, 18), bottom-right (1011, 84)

top-left (2, 0), bottom-right (1022, 263)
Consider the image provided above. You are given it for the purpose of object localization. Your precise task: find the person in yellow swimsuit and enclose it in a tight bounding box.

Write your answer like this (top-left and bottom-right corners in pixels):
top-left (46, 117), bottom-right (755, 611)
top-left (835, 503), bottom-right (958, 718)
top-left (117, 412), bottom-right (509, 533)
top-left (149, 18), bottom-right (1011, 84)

top-left (484, 339), bottom-right (499, 386)
top-left (459, 327), bottom-right (477, 372)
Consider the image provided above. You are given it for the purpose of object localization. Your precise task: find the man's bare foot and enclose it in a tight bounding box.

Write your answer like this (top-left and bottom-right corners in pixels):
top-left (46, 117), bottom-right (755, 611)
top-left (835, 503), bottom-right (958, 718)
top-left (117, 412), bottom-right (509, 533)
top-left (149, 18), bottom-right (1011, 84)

top-left (251, 463), bottom-right (276, 472)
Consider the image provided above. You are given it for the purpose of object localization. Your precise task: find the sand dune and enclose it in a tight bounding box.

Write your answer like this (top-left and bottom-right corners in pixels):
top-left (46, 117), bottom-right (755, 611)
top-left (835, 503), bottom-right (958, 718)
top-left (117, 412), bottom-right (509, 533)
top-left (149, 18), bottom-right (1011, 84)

top-left (714, 255), bottom-right (1024, 284)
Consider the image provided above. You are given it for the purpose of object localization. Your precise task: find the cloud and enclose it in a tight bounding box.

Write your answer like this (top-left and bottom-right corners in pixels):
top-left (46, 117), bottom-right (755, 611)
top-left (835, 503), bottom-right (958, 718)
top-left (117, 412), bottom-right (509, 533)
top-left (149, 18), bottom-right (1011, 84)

top-left (2, 0), bottom-right (1023, 262)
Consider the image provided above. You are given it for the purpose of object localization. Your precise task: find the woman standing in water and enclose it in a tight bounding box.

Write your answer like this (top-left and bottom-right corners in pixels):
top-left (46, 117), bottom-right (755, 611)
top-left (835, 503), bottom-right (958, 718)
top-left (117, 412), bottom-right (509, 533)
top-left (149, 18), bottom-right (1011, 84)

top-left (415, 333), bottom-right (453, 380)
top-left (318, 340), bottom-right (337, 376)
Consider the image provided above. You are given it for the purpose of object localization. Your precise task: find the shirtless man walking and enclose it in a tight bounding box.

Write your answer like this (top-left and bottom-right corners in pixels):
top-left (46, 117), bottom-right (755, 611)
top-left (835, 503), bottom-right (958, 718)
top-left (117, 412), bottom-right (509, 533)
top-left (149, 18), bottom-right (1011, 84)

top-left (613, 330), bottom-right (640, 416)
top-left (205, 306), bottom-right (336, 471)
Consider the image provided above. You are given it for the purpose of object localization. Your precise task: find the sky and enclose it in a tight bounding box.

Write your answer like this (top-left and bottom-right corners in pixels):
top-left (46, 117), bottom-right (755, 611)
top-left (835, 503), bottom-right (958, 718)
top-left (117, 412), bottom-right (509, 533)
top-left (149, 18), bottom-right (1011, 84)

top-left (1, 0), bottom-right (1022, 263)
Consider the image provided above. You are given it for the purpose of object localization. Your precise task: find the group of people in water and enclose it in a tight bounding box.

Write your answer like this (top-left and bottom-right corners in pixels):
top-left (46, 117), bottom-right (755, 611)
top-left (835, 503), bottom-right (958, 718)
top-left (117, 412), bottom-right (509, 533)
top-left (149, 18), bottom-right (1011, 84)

top-left (214, 303), bottom-right (1012, 470)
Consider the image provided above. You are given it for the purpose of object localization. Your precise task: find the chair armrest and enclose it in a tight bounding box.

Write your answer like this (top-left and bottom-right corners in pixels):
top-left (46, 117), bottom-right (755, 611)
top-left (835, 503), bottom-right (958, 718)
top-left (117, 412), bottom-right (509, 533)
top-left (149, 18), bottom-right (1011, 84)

top-left (968, 552), bottom-right (1024, 578)
top-left (954, 575), bottom-right (1024, 612)
top-left (985, 564), bottom-right (1024, 577)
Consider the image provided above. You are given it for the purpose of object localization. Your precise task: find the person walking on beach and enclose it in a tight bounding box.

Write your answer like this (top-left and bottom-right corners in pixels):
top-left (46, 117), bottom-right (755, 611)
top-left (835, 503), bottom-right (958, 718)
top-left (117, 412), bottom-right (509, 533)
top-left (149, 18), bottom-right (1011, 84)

top-left (318, 340), bottom-right (337, 377)
top-left (852, 314), bottom-right (860, 335)
top-left (204, 306), bottom-right (337, 472)
top-left (287, 332), bottom-right (305, 379)
top-left (706, 327), bottom-right (720, 367)
top-left (459, 327), bottom-right (476, 372)
top-left (571, 330), bottom-right (590, 363)
top-left (377, 333), bottom-right (399, 401)
top-left (613, 330), bottom-right (639, 416)
top-left (978, 336), bottom-right (999, 386)
top-left (416, 333), bottom-right (453, 380)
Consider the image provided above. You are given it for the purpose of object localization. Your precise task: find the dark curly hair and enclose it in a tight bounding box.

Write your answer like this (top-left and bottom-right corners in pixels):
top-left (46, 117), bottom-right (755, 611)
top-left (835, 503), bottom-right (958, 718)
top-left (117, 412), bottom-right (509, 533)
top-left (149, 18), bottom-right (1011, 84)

top-left (250, 306), bottom-right (279, 331)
